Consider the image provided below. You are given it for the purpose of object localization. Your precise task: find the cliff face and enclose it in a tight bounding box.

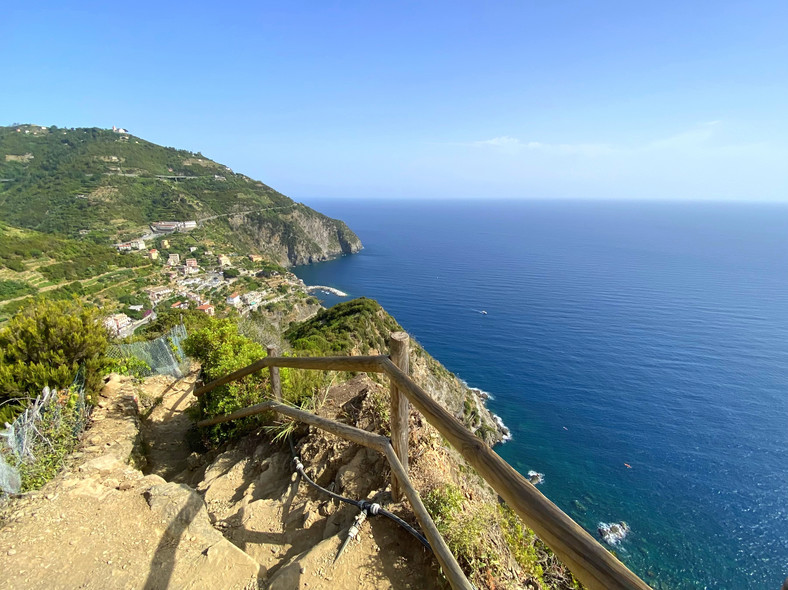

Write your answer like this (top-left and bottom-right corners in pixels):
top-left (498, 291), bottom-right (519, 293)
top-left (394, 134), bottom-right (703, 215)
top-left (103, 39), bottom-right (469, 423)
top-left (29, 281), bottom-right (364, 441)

top-left (228, 204), bottom-right (362, 266)
top-left (410, 345), bottom-right (508, 445)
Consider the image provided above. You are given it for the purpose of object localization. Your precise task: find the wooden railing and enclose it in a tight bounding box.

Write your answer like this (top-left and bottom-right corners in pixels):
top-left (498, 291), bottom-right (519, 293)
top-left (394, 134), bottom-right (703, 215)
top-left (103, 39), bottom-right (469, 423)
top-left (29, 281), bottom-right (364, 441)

top-left (194, 332), bottom-right (652, 590)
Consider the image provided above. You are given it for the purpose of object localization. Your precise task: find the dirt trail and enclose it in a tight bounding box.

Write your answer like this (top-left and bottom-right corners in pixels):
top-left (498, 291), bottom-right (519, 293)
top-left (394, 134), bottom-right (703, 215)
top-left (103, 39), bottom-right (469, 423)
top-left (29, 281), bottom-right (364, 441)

top-left (140, 372), bottom-right (200, 481)
top-left (0, 374), bottom-right (260, 590)
top-left (0, 372), bottom-right (444, 590)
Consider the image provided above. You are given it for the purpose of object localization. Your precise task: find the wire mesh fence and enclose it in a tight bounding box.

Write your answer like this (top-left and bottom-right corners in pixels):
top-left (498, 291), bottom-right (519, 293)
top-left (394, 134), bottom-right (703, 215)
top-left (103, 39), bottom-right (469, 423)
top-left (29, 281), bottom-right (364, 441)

top-left (0, 369), bottom-right (88, 495)
top-left (0, 324), bottom-right (190, 496)
top-left (107, 323), bottom-right (190, 379)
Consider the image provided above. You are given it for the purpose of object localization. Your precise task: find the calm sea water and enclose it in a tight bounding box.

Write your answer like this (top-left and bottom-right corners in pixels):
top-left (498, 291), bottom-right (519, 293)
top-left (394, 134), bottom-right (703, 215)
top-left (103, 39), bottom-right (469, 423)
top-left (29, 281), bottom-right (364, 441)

top-left (294, 199), bottom-right (788, 590)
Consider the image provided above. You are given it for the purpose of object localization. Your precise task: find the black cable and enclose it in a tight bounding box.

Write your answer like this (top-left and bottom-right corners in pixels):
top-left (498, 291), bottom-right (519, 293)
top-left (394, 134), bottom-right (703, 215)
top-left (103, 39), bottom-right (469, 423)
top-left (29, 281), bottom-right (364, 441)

top-left (286, 437), bottom-right (432, 550)
top-left (293, 456), bottom-right (366, 509)
top-left (376, 506), bottom-right (431, 550)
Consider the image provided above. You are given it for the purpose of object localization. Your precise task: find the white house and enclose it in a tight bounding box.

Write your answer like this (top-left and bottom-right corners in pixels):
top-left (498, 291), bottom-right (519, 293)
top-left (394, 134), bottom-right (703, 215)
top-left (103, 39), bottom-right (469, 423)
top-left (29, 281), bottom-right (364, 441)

top-left (103, 313), bottom-right (132, 336)
top-left (145, 286), bottom-right (173, 303)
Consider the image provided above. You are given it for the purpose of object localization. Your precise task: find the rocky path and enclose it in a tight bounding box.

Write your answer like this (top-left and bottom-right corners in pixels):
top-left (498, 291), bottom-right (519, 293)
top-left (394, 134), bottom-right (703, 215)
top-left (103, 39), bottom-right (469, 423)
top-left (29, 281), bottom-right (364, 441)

top-left (140, 372), bottom-right (200, 482)
top-left (0, 372), bottom-right (443, 590)
top-left (0, 374), bottom-right (259, 590)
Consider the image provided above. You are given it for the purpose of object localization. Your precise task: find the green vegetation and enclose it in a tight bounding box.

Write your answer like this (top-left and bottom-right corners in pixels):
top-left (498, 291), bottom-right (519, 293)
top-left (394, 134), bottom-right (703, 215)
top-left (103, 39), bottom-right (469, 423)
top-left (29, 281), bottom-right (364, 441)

top-left (104, 355), bottom-right (151, 379)
top-left (0, 222), bottom-right (154, 321)
top-left (0, 279), bottom-right (36, 300)
top-left (10, 389), bottom-right (86, 491)
top-left (0, 298), bottom-right (108, 423)
top-left (424, 483), bottom-right (560, 587)
top-left (285, 297), bottom-right (402, 355)
top-left (131, 309), bottom-right (215, 342)
top-left (183, 319), bottom-right (270, 442)
top-left (0, 221), bottom-right (138, 272)
top-left (0, 125), bottom-right (360, 266)
top-left (38, 250), bottom-right (147, 282)
top-left (424, 484), bottom-right (499, 577)
top-left (498, 504), bottom-right (548, 583)
top-left (184, 316), bottom-right (337, 444)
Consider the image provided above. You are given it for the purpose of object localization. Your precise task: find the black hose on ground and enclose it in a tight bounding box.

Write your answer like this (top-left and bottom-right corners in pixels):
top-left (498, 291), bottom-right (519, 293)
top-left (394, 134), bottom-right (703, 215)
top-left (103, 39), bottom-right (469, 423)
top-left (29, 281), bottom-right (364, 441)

top-left (286, 437), bottom-right (431, 551)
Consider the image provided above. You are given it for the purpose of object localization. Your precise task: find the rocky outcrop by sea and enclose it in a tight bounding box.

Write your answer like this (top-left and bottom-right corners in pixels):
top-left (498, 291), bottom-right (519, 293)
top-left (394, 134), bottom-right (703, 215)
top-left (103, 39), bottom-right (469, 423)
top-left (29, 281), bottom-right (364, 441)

top-left (598, 521), bottom-right (630, 546)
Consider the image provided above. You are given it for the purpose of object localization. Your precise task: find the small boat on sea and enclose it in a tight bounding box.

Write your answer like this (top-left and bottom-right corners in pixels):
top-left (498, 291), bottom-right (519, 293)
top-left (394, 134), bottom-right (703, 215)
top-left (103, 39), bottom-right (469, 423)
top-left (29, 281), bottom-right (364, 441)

top-left (480, 310), bottom-right (487, 315)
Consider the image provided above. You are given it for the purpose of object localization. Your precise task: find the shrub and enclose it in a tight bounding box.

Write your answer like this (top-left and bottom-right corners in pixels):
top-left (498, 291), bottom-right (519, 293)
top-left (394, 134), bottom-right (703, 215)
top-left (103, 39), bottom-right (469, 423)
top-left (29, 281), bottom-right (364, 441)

top-left (0, 298), bottom-right (109, 416)
top-left (498, 503), bottom-right (545, 582)
top-left (185, 317), bottom-right (339, 444)
top-left (132, 308), bottom-right (213, 341)
top-left (285, 297), bottom-right (402, 355)
top-left (0, 279), bottom-right (36, 301)
top-left (104, 355), bottom-right (151, 379)
top-left (424, 483), bottom-right (500, 581)
top-left (12, 392), bottom-right (85, 490)
top-left (183, 318), bottom-right (269, 442)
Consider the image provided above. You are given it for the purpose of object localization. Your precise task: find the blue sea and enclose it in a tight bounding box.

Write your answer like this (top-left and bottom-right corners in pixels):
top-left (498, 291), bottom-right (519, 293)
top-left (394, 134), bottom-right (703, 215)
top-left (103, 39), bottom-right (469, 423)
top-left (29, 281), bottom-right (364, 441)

top-left (293, 199), bottom-right (788, 590)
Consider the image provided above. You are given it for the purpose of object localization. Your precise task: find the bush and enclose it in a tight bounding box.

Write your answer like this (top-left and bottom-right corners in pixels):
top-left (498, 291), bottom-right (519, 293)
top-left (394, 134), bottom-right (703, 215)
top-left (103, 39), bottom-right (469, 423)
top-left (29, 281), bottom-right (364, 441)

top-left (424, 483), bottom-right (500, 580)
top-left (132, 308), bottom-right (213, 341)
top-left (183, 318), bottom-right (269, 442)
top-left (104, 355), bottom-right (151, 379)
top-left (424, 483), bottom-right (567, 587)
top-left (0, 298), bottom-right (109, 416)
top-left (12, 393), bottom-right (85, 490)
top-left (184, 317), bottom-right (338, 444)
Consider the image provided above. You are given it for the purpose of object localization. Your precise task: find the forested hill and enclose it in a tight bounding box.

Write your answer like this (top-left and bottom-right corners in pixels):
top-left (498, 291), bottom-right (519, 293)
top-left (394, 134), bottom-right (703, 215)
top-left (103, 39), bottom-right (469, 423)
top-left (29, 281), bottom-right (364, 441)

top-left (0, 124), bottom-right (361, 265)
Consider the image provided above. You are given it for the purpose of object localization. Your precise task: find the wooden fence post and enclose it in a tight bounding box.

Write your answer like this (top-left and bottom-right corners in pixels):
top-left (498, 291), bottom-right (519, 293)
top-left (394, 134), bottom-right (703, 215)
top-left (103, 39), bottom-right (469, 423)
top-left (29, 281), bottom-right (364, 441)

top-left (389, 331), bottom-right (410, 501)
top-left (267, 345), bottom-right (282, 402)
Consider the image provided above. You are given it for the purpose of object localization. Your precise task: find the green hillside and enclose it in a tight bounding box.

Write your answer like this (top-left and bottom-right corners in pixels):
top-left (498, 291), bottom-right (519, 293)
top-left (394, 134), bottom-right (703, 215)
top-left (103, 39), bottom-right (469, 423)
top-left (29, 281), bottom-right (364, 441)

top-left (285, 297), bottom-right (403, 354)
top-left (0, 124), bottom-right (361, 264)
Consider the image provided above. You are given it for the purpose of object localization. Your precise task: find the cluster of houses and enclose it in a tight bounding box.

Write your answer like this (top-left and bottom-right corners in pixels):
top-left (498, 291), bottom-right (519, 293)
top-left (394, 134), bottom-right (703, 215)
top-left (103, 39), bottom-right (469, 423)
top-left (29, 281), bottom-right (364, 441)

top-left (144, 284), bottom-right (215, 316)
top-left (105, 259), bottom-right (300, 339)
top-left (165, 253), bottom-right (202, 277)
top-left (225, 289), bottom-right (268, 308)
top-left (108, 236), bottom-right (297, 337)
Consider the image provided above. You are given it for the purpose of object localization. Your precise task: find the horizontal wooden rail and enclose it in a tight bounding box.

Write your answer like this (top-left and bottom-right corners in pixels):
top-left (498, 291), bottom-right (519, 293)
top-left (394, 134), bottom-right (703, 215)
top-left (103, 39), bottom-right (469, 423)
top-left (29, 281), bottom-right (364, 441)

top-left (194, 351), bottom-right (652, 590)
top-left (198, 399), bottom-right (472, 590)
top-left (194, 355), bottom-right (387, 397)
top-left (198, 399), bottom-right (388, 451)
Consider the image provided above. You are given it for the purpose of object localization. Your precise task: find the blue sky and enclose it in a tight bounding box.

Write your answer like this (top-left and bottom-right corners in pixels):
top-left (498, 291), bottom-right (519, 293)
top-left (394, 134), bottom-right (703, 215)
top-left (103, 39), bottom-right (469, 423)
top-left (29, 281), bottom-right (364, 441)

top-left (2, 1), bottom-right (786, 200)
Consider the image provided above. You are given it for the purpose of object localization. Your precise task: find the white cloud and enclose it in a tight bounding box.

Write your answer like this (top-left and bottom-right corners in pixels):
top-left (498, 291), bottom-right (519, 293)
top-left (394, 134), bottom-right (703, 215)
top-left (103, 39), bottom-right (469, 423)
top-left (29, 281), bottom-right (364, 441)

top-left (472, 136), bottom-right (613, 156)
top-left (437, 120), bottom-right (788, 200)
top-left (474, 136), bottom-right (521, 146)
top-left (472, 121), bottom-right (731, 157)
top-left (645, 121), bottom-right (720, 151)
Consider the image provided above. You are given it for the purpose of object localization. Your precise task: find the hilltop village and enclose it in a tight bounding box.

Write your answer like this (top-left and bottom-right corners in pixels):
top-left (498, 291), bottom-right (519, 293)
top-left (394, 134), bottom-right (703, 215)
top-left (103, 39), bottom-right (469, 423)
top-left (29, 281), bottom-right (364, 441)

top-left (102, 218), bottom-right (329, 338)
